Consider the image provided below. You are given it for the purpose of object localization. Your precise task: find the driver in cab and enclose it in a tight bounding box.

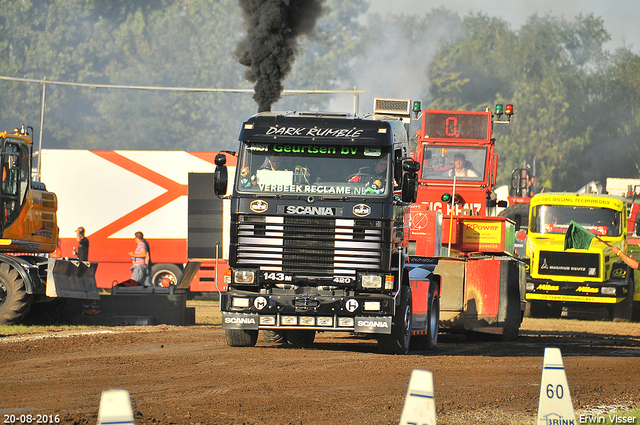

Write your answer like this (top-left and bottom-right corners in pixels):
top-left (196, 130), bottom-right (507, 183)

top-left (259, 156), bottom-right (286, 170)
top-left (349, 157), bottom-right (387, 185)
top-left (444, 153), bottom-right (478, 178)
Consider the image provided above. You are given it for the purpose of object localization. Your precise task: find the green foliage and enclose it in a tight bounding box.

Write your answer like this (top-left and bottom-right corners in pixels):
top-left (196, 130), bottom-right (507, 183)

top-left (426, 11), bottom-right (640, 190)
top-left (0, 0), bottom-right (639, 193)
top-left (276, 0), bottom-right (370, 112)
top-left (0, 0), bottom-right (369, 152)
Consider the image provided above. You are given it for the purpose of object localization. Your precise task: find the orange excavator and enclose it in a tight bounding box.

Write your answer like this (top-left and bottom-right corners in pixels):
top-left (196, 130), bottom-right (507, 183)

top-left (0, 125), bottom-right (98, 324)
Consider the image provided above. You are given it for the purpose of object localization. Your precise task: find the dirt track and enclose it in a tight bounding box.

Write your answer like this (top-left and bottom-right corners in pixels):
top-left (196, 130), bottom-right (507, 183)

top-left (1, 308), bottom-right (639, 425)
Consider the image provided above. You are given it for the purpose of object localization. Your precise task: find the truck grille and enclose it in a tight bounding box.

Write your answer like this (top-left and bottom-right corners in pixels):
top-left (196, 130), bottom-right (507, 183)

top-left (233, 215), bottom-right (384, 276)
top-left (537, 251), bottom-right (600, 278)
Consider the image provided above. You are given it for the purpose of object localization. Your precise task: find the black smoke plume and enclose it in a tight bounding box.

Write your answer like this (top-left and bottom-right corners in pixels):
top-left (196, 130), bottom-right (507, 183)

top-left (235, 0), bottom-right (325, 112)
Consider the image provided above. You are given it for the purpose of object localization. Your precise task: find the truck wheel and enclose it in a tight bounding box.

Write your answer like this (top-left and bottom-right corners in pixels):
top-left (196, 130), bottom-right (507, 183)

top-left (425, 291), bottom-right (439, 349)
top-left (263, 329), bottom-right (288, 344)
top-left (0, 262), bottom-right (32, 325)
top-left (378, 285), bottom-right (412, 355)
top-left (410, 289), bottom-right (439, 351)
top-left (287, 330), bottom-right (315, 347)
top-left (225, 329), bottom-right (258, 347)
top-left (151, 264), bottom-right (182, 287)
top-left (611, 271), bottom-right (634, 322)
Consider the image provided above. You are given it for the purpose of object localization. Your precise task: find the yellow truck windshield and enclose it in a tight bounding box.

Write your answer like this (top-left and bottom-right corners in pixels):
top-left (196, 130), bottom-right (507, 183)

top-left (530, 205), bottom-right (622, 237)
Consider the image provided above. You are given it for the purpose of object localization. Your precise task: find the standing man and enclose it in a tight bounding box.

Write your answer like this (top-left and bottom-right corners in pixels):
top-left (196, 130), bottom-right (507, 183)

top-left (128, 231), bottom-right (148, 287)
top-left (73, 227), bottom-right (89, 262)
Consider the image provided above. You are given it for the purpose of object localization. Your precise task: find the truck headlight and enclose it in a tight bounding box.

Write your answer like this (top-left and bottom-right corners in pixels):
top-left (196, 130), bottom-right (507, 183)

top-left (363, 301), bottom-right (381, 311)
top-left (234, 270), bottom-right (255, 284)
top-left (361, 274), bottom-right (382, 289)
top-left (232, 297), bottom-right (250, 308)
top-left (601, 287), bottom-right (616, 295)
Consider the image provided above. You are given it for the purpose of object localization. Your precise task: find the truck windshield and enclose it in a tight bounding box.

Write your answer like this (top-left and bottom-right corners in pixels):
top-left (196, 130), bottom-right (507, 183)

top-left (530, 205), bottom-right (622, 237)
top-left (420, 145), bottom-right (486, 181)
top-left (236, 142), bottom-right (391, 197)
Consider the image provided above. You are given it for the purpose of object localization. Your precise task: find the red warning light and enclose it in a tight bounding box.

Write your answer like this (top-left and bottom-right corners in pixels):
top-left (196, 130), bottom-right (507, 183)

top-left (505, 104), bottom-right (514, 115)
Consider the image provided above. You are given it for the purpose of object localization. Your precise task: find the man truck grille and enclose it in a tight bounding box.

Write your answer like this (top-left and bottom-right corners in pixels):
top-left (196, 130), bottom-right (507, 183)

top-left (537, 251), bottom-right (600, 278)
top-left (234, 215), bottom-right (384, 275)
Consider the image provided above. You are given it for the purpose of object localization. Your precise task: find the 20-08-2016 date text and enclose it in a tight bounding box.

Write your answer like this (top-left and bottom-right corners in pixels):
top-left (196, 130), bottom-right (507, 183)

top-left (3, 414), bottom-right (60, 424)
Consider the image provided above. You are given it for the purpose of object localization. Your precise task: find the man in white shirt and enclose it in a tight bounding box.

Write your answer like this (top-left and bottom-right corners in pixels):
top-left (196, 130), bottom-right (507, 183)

top-left (446, 153), bottom-right (478, 178)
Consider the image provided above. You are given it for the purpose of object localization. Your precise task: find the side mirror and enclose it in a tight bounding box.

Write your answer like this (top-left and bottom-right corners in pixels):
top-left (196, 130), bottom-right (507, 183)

top-left (402, 173), bottom-right (418, 203)
top-left (402, 159), bottom-right (420, 173)
top-left (213, 153), bottom-right (228, 197)
top-left (400, 159), bottom-right (419, 203)
top-left (214, 153), bottom-right (226, 167)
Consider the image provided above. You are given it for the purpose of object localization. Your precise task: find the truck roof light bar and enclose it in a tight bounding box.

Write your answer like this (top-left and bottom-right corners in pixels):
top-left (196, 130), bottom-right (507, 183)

top-left (373, 98), bottom-right (412, 116)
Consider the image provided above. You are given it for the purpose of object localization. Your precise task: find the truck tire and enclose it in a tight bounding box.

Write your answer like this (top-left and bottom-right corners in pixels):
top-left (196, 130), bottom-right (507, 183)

top-left (263, 329), bottom-right (288, 344)
top-left (410, 288), bottom-right (439, 351)
top-left (287, 330), bottom-right (315, 347)
top-left (151, 264), bottom-right (182, 287)
top-left (611, 270), bottom-right (634, 322)
top-left (0, 262), bottom-right (32, 325)
top-left (225, 329), bottom-right (258, 347)
top-left (378, 285), bottom-right (412, 355)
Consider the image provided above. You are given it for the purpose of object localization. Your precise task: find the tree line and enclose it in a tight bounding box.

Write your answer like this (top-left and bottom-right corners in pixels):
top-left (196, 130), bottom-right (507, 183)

top-left (0, 0), bottom-right (638, 190)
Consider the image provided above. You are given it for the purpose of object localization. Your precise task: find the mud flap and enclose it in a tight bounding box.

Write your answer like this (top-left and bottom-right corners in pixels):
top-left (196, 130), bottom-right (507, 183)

top-left (222, 312), bottom-right (259, 330)
top-left (354, 316), bottom-right (392, 334)
top-left (45, 258), bottom-right (100, 299)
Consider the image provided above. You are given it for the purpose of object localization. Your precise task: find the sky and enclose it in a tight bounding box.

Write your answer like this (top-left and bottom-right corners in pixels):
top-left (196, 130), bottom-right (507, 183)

top-left (367, 0), bottom-right (640, 52)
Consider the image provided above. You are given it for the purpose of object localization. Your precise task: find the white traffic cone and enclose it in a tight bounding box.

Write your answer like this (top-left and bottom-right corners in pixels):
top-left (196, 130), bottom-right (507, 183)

top-left (537, 347), bottom-right (576, 425)
top-left (97, 388), bottom-right (135, 425)
top-left (399, 369), bottom-right (437, 425)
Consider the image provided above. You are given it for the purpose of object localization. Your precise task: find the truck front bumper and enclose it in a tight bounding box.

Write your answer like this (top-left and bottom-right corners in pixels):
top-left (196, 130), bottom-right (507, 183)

top-left (525, 278), bottom-right (630, 304)
top-left (221, 290), bottom-right (395, 334)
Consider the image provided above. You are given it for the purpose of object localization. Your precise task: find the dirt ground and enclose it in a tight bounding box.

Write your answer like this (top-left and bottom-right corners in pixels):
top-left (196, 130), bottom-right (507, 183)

top-left (1, 302), bottom-right (639, 425)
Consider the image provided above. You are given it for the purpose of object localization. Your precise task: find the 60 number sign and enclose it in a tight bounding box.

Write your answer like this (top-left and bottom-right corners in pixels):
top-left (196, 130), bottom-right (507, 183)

top-left (546, 384), bottom-right (564, 399)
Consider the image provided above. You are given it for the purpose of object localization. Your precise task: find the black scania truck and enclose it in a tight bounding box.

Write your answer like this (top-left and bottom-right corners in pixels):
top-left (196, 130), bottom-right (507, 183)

top-left (213, 99), bottom-right (440, 354)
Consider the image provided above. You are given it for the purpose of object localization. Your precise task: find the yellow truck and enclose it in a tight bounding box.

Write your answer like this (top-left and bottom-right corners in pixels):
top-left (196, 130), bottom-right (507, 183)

top-left (525, 192), bottom-right (637, 321)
